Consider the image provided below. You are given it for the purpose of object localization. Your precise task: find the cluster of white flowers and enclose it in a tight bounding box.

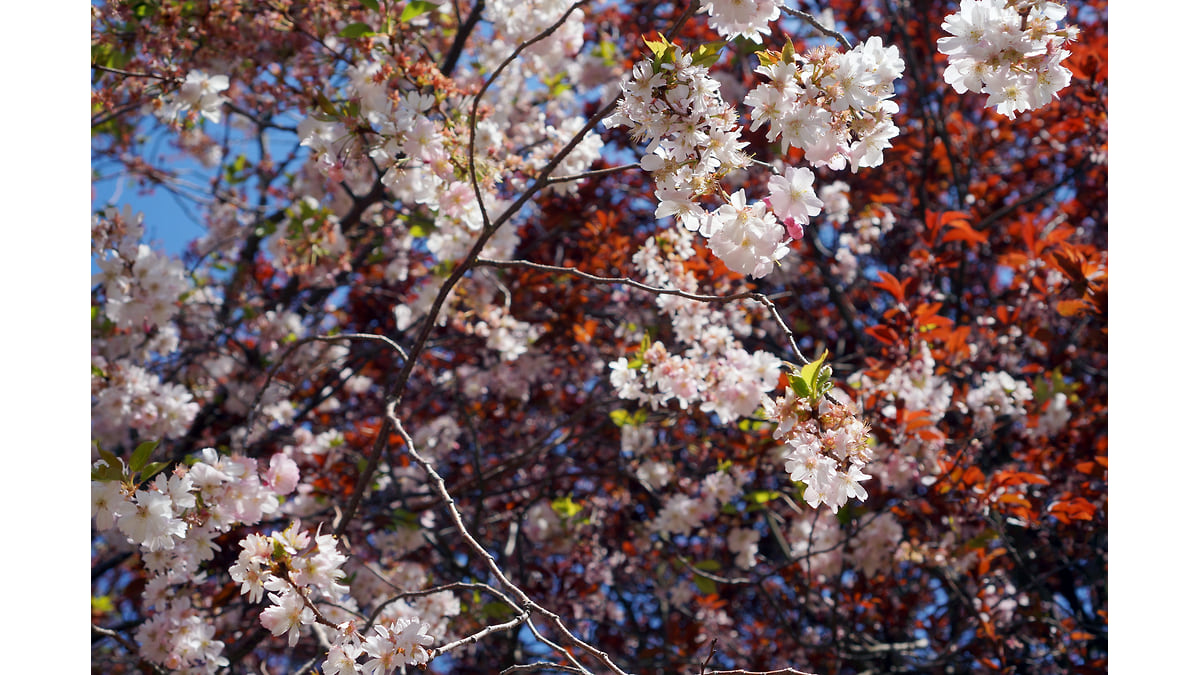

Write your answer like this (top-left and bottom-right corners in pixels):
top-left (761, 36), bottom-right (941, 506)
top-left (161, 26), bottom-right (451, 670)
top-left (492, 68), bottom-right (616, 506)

top-left (700, 0), bottom-right (783, 42)
top-left (134, 600), bottom-right (229, 672)
top-left (849, 343), bottom-right (951, 493)
top-left (229, 522), bottom-right (350, 646)
top-left (727, 527), bottom-right (760, 569)
top-left (850, 511), bottom-right (903, 577)
top-left (650, 469), bottom-right (748, 537)
top-left (93, 215), bottom-right (189, 331)
top-left (152, 70), bottom-right (230, 124)
top-left (965, 370), bottom-right (1034, 432)
top-left (786, 510), bottom-right (844, 579)
top-left (829, 203), bottom-right (895, 283)
top-left (1035, 391), bottom-right (1071, 437)
top-left (91, 448), bottom-right (301, 671)
top-left (767, 165), bottom-right (825, 240)
top-left (609, 321), bottom-right (782, 425)
top-left (609, 226), bottom-right (782, 421)
top-left (469, 305), bottom-right (544, 362)
top-left (484, 0), bottom-right (579, 49)
top-left (764, 388), bottom-right (873, 512)
top-left (937, 0), bottom-right (1078, 118)
top-left (605, 44), bottom-right (796, 278)
top-left (92, 361), bottom-right (200, 444)
top-left (746, 36), bottom-right (906, 172)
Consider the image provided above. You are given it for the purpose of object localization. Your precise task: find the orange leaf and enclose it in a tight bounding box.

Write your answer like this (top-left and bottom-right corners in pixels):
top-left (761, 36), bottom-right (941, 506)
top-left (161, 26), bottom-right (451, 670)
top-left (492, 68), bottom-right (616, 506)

top-left (865, 324), bottom-right (900, 345)
top-left (941, 220), bottom-right (989, 247)
top-left (1049, 497), bottom-right (1098, 522)
top-left (996, 493), bottom-right (1032, 508)
top-left (872, 271), bottom-right (910, 303)
top-left (572, 318), bottom-right (598, 344)
top-left (1056, 298), bottom-right (1095, 317)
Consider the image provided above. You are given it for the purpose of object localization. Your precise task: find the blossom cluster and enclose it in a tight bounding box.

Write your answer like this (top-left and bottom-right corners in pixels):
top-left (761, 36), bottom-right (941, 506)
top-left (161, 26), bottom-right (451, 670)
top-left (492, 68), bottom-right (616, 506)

top-left (649, 469), bottom-right (749, 540)
top-left (605, 43), bottom-right (795, 278)
top-left (93, 207), bottom-right (189, 331)
top-left (966, 370), bottom-right (1034, 432)
top-left (849, 342), bottom-right (951, 493)
top-left (700, 0), bottom-right (784, 43)
top-left (229, 522), bottom-right (349, 644)
top-left (151, 70), bottom-right (230, 124)
top-left (937, 0), bottom-right (1078, 118)
top-left (747, 36), bottom-right (906, 172)
top-left (829, 200), bottom-right (896, 284)
top-left (91, 448), bottom-right (301, 672)
top-left (609, 226), bottom-right (782, 423)
top-left (764, 387), bottom-right (874, 512)
top-left (92, 360), bottom-right (199, 444)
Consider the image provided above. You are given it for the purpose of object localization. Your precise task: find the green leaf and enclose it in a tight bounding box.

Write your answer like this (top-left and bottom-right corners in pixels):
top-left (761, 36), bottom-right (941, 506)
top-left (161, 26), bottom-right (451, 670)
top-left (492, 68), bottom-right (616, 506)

top-left (747, 490), bottom-right (779, 504)
top-left (788, 350), bottom-right (833, 403)
top-left (609, 409), bottom-right (632, 427)
top-left (642, 33), bottom-right (672, 59)
top-left (339, 22), bottom-right (376, 38)
top-left (91, 463), bottom-right (125, 482)
top-left (92, 364), bottom-right (107, 379)
top-left (314, 91), bottom-right (340, 118)
top-left (834, 503), bottom-right (859, 526)
top-left (551, 496), bottom-right (583, 519)
top-left (690, 40), bottom-right (726, 68)
top-left (129, 439), bottom-right (159, 473)
top-left (693, 573), bottom-right (717, 595)
top-left (798, 349), bottom-right (830, 393)
top-left (92, 595), bottom-right (115, 613)
top-left (965, 529), bottom-right (998, 550)
top-left (97, 447), bottom-right (124, 475)
top-left (693, 559), bottom-right (721, 572)
top-left (595, 39), bottom-right (618, 67)
top-left (546, 71), bottom-right (572, 97)
top-left (755, 48), bottom-right (780, 69)
top-left (400, 0), bottom-right (435, 22)
top-left (788, 371), bottom-right (811, 399)
top-left (360, 0), bottom-right (380, 10)
top-left (781, 35), bottom-right (796, 64)
top-left (140, 462), bottom-right (170, 482)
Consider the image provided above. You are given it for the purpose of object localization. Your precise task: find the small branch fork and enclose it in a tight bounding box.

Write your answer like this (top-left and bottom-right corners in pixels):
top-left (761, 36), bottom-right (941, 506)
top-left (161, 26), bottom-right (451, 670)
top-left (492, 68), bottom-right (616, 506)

top-left (472, 257), bottom-right (809, 364)
top-left (780, 6), bottom-right (854, 50)
top-left (389, 416), bottom-right (631, 675)
top-left (697, 638), bottom-right (818, 675)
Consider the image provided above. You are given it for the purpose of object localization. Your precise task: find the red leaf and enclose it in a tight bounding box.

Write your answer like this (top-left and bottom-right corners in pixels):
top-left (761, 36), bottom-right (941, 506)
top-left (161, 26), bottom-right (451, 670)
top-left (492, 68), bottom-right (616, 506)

top-left (865, 324), bottom-right (900, 345)
top-left (941, 220), bottom-right (989, 247)
top-left (872, 271), bottom-right (910, 303)
top-left (1056, 299), bottom-right (1095, 317)
top-left (1049, 497), bottom-right (1098, 522)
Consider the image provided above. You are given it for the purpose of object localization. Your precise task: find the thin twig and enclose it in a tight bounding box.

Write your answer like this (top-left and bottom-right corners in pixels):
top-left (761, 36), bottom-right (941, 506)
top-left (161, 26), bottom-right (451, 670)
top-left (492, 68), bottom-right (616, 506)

top-left (91, 63), bottom-right (174, 81)
top-left (248, 332), bottom-right (408, 438)
top-left (501, 663), bottom-right (588, 675)
top-left (780, 6), bottom-right (853, 49)
top-left (473, 257), bottom-right (809, 363)
top-left (389, 416), bottom-right (630, 675)
top-left (543, 162), bottom-right (639, 185)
